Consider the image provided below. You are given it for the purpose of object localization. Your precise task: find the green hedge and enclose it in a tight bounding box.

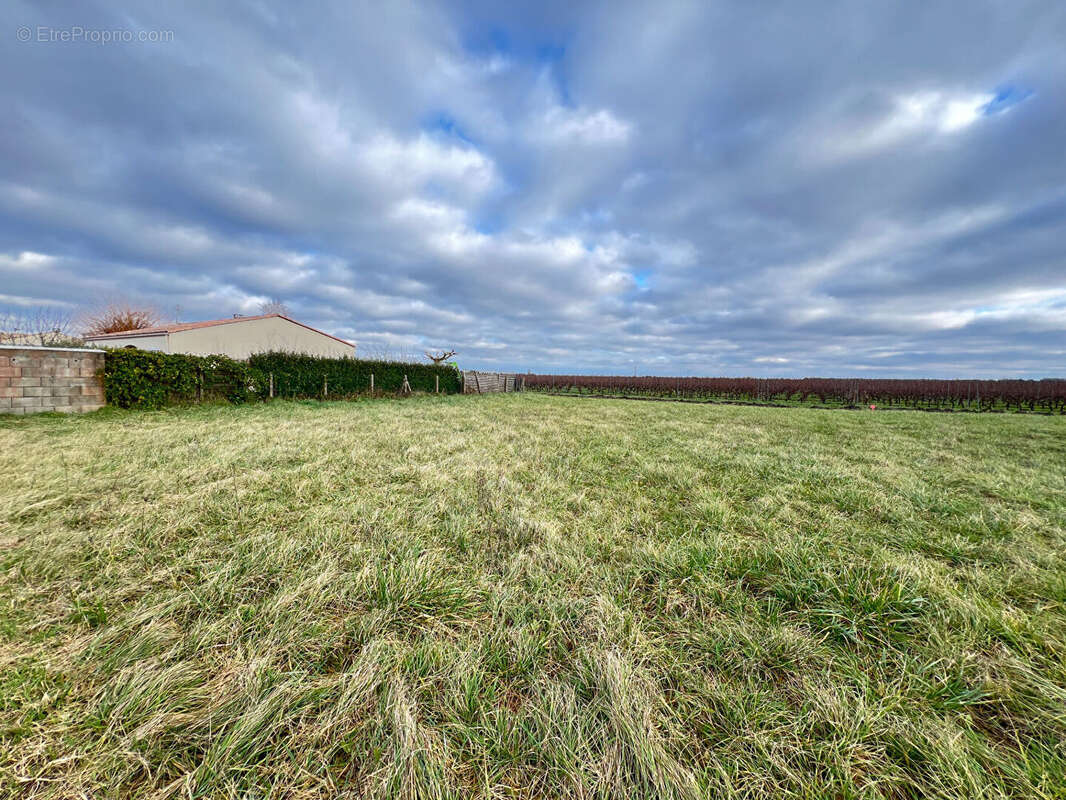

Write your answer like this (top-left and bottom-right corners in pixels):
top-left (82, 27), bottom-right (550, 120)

top-left (102, 349), bottom-right (257, 409)
top-left (102, 348), bottom-right (461, 409)
top-left (248, 351), bottom-right (461, 397)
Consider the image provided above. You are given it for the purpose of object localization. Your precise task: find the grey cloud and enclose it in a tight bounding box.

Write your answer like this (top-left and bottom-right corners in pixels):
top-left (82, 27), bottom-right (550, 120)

top-left (1, 0), bottom-right (1064, 376)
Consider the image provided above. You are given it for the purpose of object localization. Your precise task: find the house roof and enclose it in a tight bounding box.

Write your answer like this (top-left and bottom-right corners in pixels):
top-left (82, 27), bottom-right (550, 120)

top-left (83, 314), bottom-right (353, 346)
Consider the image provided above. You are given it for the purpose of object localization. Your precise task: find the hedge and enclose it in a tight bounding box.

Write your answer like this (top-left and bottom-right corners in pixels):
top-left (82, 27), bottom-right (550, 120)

top-left (102, 348), bottom-right (461, 409)
top-left (102, 349), bottom-right (257, 409)
top-left (248, 351), bottom-right (461, 397)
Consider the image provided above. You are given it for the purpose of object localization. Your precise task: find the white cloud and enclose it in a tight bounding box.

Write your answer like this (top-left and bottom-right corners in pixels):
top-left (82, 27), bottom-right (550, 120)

top-left (911, 309), bottom-right (978, 330)
top-left (389, 197), bottom-right (468, 230)
top-left (0, 251), bottom-right (54, 270)
top-left (535, 106), bottom-right (632, 145)
top-left (0, 292), bottom-right (74, 307)
top-left (815, 89), bottom-right (999, 162)
top-left (287, 90), bottom-right (354, 157)
top-left (361, 132), bottom-right (497, 194)
top-left (283, 87), bottom-right (499, 197)
top-left (894, 91), bottom-right (995, 134)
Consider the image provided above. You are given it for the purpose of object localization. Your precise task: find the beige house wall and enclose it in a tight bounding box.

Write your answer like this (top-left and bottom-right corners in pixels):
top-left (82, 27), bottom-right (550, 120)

top-left (91, 333), bottom-right (169, 351)
top-left (168, 316), bottom-right (353, 359)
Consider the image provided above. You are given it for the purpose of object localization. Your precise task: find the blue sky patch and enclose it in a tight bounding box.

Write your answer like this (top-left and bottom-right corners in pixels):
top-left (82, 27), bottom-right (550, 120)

top-left (423, 112), bottom-right (475, 145)
top-left (633, 269), bottom-right (653, 289)
top-left (982, 85), bottom-right (1034, 115)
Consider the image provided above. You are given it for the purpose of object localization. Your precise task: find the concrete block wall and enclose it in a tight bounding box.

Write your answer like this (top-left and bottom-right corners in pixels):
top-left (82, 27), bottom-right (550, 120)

top-left (0, 346), bottom-right (106, 414)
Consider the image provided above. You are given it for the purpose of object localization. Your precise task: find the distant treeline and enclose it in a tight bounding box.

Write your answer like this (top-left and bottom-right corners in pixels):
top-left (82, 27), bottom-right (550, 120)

top-left (525, 374), bottom-right (1066, 413)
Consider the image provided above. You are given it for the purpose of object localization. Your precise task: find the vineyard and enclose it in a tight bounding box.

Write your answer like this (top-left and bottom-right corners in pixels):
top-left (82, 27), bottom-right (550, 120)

top-left (525, 374), bottom-right (1066, 413)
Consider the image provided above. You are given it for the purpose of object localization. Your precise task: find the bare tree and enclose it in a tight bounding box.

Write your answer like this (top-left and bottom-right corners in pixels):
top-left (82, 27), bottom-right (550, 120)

top-left (395, 345), bottom-right (420, 363)
top-left (424, 349), bottom-right (457, 365)
top-left (359, 341), bottom-right (420, 363)
top-left (0, 307), bottom-right (79, 346)
top-left (258, 298), bottom-right (290, 316)
top-left (357, 342), bottom-right (393, 361)
top-left (81, 299), bottom-right (160, 336)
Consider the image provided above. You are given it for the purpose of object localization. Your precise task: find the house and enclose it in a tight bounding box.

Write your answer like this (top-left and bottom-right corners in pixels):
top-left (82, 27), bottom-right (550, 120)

top-left (83, 314), bottom-right (354, 360)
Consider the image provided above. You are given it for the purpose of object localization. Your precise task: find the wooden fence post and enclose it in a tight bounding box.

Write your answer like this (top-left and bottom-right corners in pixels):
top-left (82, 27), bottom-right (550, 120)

top-left (370, 373), bottom-right (374, 393)
top-left (323, 375), bottom-right (328, 399)
top-left (269, 372), bottom-right (274, 399)
top-left (197, 368), bottom-right (203, 403)
top-left (435, 374), bottom-right (439, 394)
top-left (402, 374), bottom-right (411, 394)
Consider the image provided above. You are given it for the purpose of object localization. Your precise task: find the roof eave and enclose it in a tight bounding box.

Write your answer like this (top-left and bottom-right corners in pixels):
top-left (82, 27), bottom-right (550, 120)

top-left (84, 330), bottom-right (168, 341)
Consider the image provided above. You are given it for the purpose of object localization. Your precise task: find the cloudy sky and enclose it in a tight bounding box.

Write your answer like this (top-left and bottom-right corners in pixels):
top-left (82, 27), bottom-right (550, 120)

top-left (3, 2), bottom-right (1065, 376)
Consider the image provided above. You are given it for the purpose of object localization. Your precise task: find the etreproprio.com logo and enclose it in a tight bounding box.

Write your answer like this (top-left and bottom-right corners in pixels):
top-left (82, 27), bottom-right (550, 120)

top-left (16, 25), bottom-right (174, 44)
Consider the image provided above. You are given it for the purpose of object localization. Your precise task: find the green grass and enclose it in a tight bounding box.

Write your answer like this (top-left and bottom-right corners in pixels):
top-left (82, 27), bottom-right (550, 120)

top-left (1, 394), bottom-right (1065, 799)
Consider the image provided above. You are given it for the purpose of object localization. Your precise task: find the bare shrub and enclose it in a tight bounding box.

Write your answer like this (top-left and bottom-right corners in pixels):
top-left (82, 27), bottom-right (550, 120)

top-left (82, 300), bottom-right (160, 336)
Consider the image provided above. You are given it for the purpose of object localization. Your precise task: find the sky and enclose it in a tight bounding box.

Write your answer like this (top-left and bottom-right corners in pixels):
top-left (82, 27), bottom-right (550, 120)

top-left (2, 1), bottom-right (1065, 377)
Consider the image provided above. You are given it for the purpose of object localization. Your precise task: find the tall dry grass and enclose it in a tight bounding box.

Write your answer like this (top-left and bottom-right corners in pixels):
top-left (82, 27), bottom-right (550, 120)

top-left (1, 395), bottom-right (1064, 798)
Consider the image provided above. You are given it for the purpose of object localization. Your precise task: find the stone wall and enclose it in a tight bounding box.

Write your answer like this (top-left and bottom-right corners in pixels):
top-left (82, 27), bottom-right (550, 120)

top-left (0, 346), bottom-right (106, 414)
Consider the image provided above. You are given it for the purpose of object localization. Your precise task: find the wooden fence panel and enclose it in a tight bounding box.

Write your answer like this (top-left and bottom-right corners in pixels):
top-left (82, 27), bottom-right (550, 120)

top-left (462, 371), bottom-right (524, 394)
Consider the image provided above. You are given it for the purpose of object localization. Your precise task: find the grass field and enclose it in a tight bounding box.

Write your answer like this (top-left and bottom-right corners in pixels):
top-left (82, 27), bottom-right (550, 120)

top-left (2, 394), bottom-right (1065, 799)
